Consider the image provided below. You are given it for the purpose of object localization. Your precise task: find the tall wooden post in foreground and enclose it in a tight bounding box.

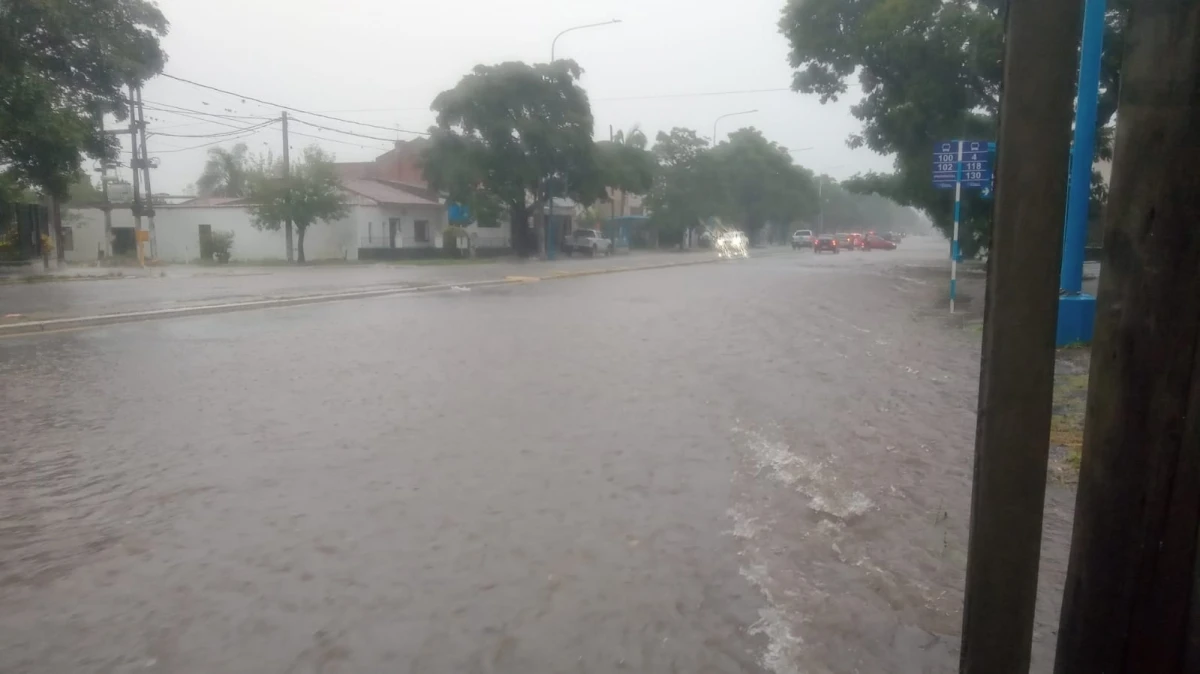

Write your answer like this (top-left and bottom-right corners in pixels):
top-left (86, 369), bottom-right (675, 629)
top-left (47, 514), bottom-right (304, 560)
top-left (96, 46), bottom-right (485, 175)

top-left (1054, 2), bottom-right (1200, 672)
top-left (959, 1), bottom-right (1082, 671)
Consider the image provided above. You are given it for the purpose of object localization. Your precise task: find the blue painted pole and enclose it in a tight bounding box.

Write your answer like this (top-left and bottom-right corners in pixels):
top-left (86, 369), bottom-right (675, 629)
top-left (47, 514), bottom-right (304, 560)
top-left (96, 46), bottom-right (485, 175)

top-left (950, 140), bottom-right (963, 312)
top-left (1061, 0), bottom-right (1107, 294)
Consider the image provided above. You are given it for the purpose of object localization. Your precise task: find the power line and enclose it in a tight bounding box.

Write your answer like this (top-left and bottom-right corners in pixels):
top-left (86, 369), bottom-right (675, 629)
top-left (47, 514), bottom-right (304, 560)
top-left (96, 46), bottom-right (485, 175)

top-left (287, 128), bottom-right (393, 151)
top-left (148, 120), bottom-right (276, 139)
top-left (141, 106), bottom-right (274, 133)
top-left (308, 87), bottom-right (795, 114)
top-left (288, 116), bottom-right (402, 144)
top-left (143, 126), bottom-right (274, 154)
top-left (142, 99), bottom-right (274, 120)
top-left (159, 73), bottom-right (430, 136)
top-left (595, 87), bottom-right (792, 102)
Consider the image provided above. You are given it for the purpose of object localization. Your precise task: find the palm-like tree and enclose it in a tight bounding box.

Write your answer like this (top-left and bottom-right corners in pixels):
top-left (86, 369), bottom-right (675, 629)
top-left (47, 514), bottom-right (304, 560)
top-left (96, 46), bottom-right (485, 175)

top-left (196, 143), bottom-right (250, 198)
top-left (610, 124), bottom-right (648, 217)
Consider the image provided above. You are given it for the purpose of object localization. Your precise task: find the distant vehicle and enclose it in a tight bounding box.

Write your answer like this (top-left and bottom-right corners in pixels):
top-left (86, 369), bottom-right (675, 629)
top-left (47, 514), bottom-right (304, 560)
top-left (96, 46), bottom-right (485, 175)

top-left (863, 234), bottom-right (897, 250)
top-left (563, 229), bottom-right (613, 257)
top-left (882, 231), bottom-right (902, 243)
top-left (791, 229), bottom-right (814, 249)
top-left (715, 231), bottom-right (749, 258)
top-left (813, 235), bottom-right (839, 254)
top-left (836, 232), bottom-right (863, 250)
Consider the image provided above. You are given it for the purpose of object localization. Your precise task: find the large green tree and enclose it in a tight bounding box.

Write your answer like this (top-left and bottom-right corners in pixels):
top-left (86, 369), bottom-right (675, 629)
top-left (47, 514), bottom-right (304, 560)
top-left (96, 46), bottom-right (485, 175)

top-left (595, 126), bottom-right (655, 217)
top-left (196, 143), bottom-right (252, 198)
top-left (713, 128), bottom-right (818, 241)
top-left (422, 60), bottom-right (605, 256)
top-left (1, 0), bottom-right (168, 188)
top-left (246, 146), bottom-right (349, 263)
top-left (816, 175), bottom-right (925, 234)
top-left (1, 0), bottom-right (168, 260)
top-left (644, 127), bottom-right (720, 246)
top-left (779, 0), bottom-right (1128, 256)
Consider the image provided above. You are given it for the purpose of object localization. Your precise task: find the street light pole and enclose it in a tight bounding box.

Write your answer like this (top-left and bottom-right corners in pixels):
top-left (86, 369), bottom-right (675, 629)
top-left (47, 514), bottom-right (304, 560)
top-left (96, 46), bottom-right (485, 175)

top-left (545, 18), bottom-right (622, 259)
top-left (551, 19), bottom-right (621, 62)
top-left (711, 109), bottom-right (758, 145)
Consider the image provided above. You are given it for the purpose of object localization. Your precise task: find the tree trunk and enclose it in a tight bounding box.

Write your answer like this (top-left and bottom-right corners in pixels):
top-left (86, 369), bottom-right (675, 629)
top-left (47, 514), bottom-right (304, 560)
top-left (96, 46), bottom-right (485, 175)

top-left (296, 225), bottom-right (306, 264)
top-left (1053, 2), bottom-right (1200, 671)
top-left (510, 206), bottom-right (531, 257)
top-left (51, 196), bottom-right (64, 266)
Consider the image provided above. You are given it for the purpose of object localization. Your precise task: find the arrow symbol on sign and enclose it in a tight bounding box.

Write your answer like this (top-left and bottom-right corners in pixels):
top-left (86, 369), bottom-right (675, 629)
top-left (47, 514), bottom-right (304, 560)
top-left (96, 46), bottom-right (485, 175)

top-left (981, 186), bottom-right (992, 198)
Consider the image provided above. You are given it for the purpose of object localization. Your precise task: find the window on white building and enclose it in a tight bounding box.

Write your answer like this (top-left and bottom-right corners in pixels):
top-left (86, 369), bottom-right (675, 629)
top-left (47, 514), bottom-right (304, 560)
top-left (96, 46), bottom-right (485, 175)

top-left (414, 219), bottom-right (429, 243)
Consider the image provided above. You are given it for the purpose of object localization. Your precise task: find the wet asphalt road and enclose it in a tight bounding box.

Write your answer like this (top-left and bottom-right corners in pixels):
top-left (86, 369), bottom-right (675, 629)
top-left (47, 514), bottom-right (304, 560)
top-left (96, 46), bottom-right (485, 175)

top-left (0, 240), bottom-right (1076, 673)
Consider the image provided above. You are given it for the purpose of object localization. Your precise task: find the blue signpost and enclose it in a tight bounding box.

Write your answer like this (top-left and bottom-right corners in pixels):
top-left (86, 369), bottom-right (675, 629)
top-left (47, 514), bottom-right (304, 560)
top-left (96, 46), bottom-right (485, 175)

top-left (1057, 0), bottom-right (1106, 346)
top-left (933, 140), bottom-right (994, 312)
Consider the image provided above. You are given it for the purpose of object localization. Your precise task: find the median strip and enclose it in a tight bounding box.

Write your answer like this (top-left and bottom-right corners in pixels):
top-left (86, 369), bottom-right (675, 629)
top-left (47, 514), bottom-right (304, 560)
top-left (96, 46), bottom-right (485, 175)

top-left (0, 254), bottom-right (730, 337)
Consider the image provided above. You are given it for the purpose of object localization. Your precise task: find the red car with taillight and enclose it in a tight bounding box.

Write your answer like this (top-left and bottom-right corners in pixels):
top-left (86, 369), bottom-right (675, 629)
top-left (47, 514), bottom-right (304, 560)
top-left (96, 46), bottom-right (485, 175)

top-left (862, 234), bottom-right (897, 250)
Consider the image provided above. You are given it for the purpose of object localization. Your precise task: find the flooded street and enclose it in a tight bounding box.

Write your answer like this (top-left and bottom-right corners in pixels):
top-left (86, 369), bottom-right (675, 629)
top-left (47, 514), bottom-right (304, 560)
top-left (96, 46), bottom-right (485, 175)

top-left (0, 241), bottom-right (1075, 673)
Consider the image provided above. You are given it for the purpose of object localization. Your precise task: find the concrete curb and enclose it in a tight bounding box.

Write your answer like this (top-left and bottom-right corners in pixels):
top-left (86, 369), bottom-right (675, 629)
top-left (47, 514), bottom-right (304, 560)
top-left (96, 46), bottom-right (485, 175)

top-left (0, 255), bottom-right (725, 337)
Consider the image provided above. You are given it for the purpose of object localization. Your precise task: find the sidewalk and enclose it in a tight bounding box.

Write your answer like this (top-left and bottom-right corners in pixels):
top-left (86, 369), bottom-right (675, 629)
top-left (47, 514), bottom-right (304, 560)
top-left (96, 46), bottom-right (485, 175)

top-left (0, 249), bottom-right (729, 333)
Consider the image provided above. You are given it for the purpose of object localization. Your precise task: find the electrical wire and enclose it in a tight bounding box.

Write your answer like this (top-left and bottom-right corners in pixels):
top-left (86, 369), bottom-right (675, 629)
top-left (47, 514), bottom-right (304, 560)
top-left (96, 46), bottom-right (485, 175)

top-left (142, 99), bottom-right (275, 120)
top-left (160, 73), bottom-right (430, 136)
top-left (310, 86), bottom-right (794, 114)
top-left (147, 120), bottom-right (275, 139)
top-left (594, 87), bottom-right (791, 102)
top-left (140, 105), bottom-right (276, 135)
top-left (144, 126), bottom-right (274, 153)
top-left (288, 116), bottom-right (401, 144)
top-left (287, 128), bottom-right (393, 151)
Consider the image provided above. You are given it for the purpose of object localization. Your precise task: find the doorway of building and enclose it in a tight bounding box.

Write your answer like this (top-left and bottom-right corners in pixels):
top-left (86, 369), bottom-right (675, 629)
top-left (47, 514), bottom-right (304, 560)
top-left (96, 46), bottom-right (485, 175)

top-left (112, 227), bottom-right (136, 256)
top-left (388, 218), bottom-right (399, 248)
top-left (198, 224), bottom-right (213, 261)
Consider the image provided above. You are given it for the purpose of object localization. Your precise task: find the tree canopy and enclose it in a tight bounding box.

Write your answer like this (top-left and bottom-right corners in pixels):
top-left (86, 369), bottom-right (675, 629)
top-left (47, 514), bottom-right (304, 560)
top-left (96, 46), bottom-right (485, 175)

top-left (713, 128), bottom-right (818, 236)
top-left (0, 0), bottom-right (169, 197)
top-left (594, 137), bottom-right (656, 207)
top-left (246, 146), bottom-right (349, 263)
top-left (646, 127), bottom-right (818, 245)
top-left (779, 0), bottom-right (1128, 256)
top-left (422, 60), bottom-right (605, 256)
top-left (197, 143), bottom-right (252, 198)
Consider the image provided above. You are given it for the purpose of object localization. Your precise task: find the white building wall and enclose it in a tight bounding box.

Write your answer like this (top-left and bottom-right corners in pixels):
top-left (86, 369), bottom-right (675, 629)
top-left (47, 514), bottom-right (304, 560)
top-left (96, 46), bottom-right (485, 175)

top-left (62, 200), bottom-right (509, 262)
top-left (355, 204), bottom-right (448, 249)
top-left (63, 206), bottom-right (359, 263)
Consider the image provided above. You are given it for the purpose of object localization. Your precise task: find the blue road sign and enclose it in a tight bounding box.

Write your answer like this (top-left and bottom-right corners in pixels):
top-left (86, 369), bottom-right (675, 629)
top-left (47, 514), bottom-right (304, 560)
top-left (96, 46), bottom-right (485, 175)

top-left (932, 140), bottom-right (994, 189)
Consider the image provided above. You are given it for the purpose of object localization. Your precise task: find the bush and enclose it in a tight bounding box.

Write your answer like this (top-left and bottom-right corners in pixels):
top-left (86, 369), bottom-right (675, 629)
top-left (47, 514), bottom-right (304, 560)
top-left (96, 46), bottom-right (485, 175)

top-left (211, 230), bottom-right (234, 263)
top-left (442, 225), bottom-right (468, 253)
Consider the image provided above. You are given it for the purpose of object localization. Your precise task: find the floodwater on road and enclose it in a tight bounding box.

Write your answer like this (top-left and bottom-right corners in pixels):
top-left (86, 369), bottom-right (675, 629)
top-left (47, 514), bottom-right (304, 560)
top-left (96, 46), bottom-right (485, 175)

top-left (0, 240), bottom-right (1076, 673)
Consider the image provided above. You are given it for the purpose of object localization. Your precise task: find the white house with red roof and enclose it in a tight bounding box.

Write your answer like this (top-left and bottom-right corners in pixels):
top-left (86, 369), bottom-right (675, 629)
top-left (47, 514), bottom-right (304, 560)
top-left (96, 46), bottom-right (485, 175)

top-left (59, 140), bottom-right (511, 263)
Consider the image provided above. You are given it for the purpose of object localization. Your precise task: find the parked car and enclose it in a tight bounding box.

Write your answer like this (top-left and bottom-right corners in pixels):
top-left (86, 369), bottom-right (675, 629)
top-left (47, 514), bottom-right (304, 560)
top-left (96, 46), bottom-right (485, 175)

top-left (813, 235), bottom-right (840, 254)
top-left (562, 228), bottom-right (613, 256)
top-left (863, 234), bottom-right (897, 250)
top-left (791, 229), bottom-right (814, 249)
top-left (882, 231), bottom-right (902, 243)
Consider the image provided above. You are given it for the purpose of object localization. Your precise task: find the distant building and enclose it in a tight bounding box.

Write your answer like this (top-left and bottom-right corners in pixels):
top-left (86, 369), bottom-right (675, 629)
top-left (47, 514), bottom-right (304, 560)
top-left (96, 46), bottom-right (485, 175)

top-left (59, 141), bottom-right (512, 263)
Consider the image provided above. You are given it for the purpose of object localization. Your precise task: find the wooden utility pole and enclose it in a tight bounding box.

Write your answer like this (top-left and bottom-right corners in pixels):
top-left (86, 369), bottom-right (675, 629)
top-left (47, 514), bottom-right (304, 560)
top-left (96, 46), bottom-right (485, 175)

top-left (98, 118), bottom-right (113, 258)
top-left (281, 110), bottom-right (293, 263)
top-left (1054, 3), bottom-right (1200, 672)
top-left (959, 0), bottom-right (1082, 671)
top-left (134, 87), bottom-right (157, 259)
top-left (128, 85), bottom-right (143, 261)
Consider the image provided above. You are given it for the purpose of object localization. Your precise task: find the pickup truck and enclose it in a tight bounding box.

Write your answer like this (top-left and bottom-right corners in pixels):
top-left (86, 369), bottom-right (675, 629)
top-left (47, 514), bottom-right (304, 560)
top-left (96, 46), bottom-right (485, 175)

top-left (562, 228), bottom-right (613, 257)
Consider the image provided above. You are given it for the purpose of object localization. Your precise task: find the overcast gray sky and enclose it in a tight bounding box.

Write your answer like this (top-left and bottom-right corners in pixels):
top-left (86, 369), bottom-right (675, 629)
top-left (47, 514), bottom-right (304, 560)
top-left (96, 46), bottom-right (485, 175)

top-left (114, 0), bottom-right (895, 194)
